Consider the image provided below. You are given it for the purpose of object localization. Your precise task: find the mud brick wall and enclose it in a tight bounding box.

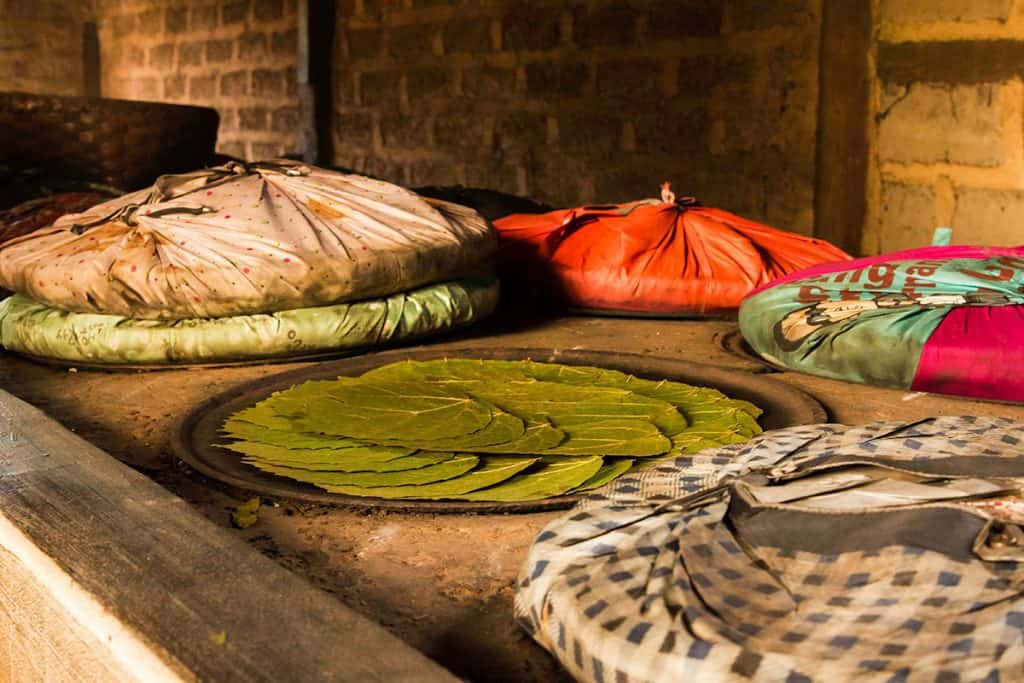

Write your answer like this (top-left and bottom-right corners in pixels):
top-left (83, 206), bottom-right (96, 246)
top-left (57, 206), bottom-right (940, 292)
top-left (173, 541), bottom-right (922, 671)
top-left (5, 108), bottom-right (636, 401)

top-left (94, 0), bottom-right (300, 160)
top-left (333, 0), bottom-right (823, 232)
top-left (868, 0), bottom-right (1024, 252)
top-left (0, 0), bottom-right (89, 96)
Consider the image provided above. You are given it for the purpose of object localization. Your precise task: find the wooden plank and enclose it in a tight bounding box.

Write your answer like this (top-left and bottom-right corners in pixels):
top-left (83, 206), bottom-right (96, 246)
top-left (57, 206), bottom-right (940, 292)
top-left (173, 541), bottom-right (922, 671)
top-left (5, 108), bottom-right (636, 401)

top-left (0, 389), bottom-right (458, 682)
top-left (0, 544), bottom-right (132, 682)
top-left (813, 0), bottom-right (872, 255)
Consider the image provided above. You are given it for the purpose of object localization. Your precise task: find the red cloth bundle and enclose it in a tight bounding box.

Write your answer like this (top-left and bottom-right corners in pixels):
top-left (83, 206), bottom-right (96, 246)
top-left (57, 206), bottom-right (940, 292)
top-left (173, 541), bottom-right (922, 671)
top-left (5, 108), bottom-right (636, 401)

top-left (494, 194), bottom-right (851, 316)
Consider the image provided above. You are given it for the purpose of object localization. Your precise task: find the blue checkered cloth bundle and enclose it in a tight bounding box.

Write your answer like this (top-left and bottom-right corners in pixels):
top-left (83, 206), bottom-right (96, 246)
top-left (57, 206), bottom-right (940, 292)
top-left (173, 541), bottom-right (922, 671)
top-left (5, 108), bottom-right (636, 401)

top-left (515, 417), bottom-right (1024, 682)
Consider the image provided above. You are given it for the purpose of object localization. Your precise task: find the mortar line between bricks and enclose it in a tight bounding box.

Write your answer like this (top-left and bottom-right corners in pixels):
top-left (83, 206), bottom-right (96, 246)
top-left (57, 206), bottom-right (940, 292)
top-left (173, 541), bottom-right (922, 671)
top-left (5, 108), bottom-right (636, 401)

top-left (880, 161), bottom-right (1024, 189)
top-left (881, 19), bottom-right (1024, 43)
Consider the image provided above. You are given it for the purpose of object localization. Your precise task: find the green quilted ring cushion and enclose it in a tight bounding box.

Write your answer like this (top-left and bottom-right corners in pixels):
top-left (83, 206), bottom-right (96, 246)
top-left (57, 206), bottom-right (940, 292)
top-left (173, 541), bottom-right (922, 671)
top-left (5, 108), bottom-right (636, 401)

top-left (0, 274), bottom-right (498, 365)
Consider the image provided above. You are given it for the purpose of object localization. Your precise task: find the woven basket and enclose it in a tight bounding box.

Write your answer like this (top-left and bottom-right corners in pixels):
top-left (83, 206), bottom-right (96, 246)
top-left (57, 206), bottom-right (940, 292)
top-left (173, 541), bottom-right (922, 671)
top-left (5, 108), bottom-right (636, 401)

top-left (0, 92), bottom-right (219, 192)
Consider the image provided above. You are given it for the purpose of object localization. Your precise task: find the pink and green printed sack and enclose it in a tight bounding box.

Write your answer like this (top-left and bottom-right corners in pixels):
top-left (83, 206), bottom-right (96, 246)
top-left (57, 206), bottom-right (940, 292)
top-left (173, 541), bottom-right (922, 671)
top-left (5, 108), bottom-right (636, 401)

top-left (739, 245), bottom-right (1024, 403)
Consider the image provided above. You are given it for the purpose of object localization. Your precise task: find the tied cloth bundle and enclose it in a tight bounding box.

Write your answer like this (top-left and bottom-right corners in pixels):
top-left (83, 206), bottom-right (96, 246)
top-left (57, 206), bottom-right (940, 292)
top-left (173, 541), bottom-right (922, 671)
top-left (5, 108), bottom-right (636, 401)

top-left (493, 183), bottom-right (850, 317)
top-left (517, 417), bottom-right (1024, 682)
top-left (0, 159), bottom-right (495, 320)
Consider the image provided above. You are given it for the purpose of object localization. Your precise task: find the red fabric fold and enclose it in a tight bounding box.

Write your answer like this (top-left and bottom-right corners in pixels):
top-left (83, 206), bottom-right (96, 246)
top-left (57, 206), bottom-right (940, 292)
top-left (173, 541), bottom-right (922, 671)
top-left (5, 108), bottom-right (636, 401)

top-left (913, 305), bottom-right (1024, 402)
top-left (495, 201), bottom-right (850, 315)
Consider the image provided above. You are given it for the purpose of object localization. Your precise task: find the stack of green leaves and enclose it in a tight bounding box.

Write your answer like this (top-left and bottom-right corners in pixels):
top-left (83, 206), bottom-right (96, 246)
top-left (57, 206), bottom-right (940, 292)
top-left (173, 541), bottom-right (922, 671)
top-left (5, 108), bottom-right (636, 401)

top-left (218, 359), bottom-right (763, 502)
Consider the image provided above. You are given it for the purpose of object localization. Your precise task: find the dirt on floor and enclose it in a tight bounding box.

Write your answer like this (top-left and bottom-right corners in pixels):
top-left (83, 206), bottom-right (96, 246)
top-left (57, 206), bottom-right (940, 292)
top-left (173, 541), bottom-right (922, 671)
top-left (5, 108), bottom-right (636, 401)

top-left (3, 312), bottom-right (1024, 682)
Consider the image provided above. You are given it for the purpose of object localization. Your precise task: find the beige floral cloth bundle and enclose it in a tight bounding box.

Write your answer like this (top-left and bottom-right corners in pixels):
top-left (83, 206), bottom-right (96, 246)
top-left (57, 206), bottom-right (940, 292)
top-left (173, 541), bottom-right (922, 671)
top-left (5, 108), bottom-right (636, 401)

top-left (0, 160), bottom-right (496, 320)
top-left (0, 161), bottom-right (499, 365)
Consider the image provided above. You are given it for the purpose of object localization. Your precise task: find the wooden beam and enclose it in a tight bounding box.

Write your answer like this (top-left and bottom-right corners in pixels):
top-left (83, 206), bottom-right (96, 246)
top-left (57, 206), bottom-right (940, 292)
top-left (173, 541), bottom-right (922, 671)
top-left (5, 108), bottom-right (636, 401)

top-left (878, 40), bottom-right (1024, 84)
top-left (82, 21), bottom-right (100, 98)
top-left (813, 0), bottom-right (872, 255)
top-left (0, 389), bottom-right (457, 682)
top-left (309, 0), bottom-right (337, 165)
top-left (296, 0), bottom-right (336, 164)
top-left (296, 0), bottom-right (316, 162)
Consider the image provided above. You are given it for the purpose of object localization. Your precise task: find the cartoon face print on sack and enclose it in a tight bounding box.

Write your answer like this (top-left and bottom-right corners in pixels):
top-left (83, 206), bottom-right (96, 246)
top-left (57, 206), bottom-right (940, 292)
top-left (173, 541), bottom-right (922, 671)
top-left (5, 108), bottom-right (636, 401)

top-left (774, 289), bottom-right (1016, 352)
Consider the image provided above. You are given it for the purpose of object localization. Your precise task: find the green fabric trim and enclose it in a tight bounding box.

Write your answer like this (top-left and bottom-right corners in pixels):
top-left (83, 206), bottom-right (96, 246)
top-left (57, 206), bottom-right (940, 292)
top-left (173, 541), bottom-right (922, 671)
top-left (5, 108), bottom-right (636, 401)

top-left (0, 275), bottom-right (498, 365)
top-left (740, 297), bottom-right (945, 389)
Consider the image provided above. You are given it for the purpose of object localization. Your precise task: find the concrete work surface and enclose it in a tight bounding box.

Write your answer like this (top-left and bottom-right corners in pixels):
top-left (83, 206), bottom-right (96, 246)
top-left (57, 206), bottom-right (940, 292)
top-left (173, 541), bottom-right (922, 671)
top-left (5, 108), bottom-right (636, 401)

top-left (3, 313), bottom-right (1024, 682)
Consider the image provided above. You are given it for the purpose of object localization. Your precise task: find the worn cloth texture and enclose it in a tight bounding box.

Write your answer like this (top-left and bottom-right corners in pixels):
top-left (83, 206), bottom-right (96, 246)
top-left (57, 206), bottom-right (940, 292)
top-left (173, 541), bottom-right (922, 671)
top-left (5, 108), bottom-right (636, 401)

top-left (739, 246), bottom-right (1024, 402)
top-left (0, 275), bottom-right (497, 365)
top-left (493, 198), bottom-right (849, 316)
top-left (516, 417), bottom-right (1024, 682)
top-left (0, 161), bottom-right (496, 320)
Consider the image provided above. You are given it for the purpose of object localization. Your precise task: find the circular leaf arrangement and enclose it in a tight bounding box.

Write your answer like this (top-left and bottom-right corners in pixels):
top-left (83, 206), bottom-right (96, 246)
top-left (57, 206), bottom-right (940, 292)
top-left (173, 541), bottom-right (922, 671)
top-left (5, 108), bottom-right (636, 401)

top-left (218, 359), bottom-right (764, 502)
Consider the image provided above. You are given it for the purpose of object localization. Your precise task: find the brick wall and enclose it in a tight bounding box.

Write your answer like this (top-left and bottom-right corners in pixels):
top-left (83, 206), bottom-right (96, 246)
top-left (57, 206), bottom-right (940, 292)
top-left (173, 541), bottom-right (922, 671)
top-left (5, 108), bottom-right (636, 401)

top-left (4, 0), bottom-right (826, 234)
top-left (94, 0), bottom-right (300, 160)
top-left (0, 0), bottom-right (89, 96)
top-left (332, 0), bottom-right (823, 233)
top-left (867, 0), bottom-right (1024, 252)
top-left (20, 1), bottom-right (1024, 253)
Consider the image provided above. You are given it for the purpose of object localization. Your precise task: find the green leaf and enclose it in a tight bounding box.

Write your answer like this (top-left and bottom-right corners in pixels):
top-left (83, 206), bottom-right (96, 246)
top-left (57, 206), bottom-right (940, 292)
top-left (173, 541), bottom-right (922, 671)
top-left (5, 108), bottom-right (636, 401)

top-left (680, 403), bottom-right (761, 435)
top-left (222, 417), bottom-right (374, 450)
top-left (483, 361), bottom-right (692, 436)
top-left (539, 419), bottom-right (669, 456)
top-left (371, 408), bottom-right (526, 450)
top-left (220, 359), bottom-right (764, 501)
top-left (231, 403), bottom-right (294, 431)
top-left (320, 457), bottom-right (537, 498)
top-left (496, 359), bottom-right (760, 419)
top-left (484, 360), bottom-right (764, 454)
top-left (266, 379), bottom-right (528, 449)
top-left (469, 418), bottom-right (566, 453)
top-left (507, 360), bottom-right (762, 431)
top-left (568, 458), bottom-right (635, 493)
top-left (364, 359), bottom-right (687, 431)
top-left (221, 440), bottom-right (445, 472)
top-left (361, 362), bottom-right (675, 456)
top-left (244, 453), bottom-right (479, 488)
top-left (274, 379), bottom-right (495, 442)
top-left (457, 456), bottom-right (604, 501)
top-left (231, 496), bottom-right (260, 528)
top-left (368, 413), bottom-right (564, 454)
top-left (669, 433), bottom-right (729, 455)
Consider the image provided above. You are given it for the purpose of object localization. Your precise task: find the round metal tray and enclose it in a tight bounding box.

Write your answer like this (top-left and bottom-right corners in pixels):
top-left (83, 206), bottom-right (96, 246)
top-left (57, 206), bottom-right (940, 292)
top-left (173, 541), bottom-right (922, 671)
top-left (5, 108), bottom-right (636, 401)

top-left (720, 329), bottom-right (784, 372)
top-left (171, 347), bottom-right (828, 514)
